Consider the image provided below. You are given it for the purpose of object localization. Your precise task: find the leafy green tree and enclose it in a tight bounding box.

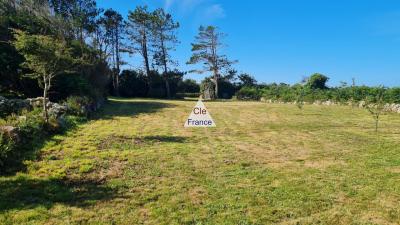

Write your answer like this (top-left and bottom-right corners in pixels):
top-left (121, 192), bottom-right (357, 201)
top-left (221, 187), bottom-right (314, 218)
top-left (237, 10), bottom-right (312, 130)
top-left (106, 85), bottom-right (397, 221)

top-left (306, 73), bottom-right (329, 89)
top-left (151, 8), bottom-right (179, 98)
top-left (13, 30), bottom-right (75, 122)
top-left (187, 26), bottom-right (236, 99)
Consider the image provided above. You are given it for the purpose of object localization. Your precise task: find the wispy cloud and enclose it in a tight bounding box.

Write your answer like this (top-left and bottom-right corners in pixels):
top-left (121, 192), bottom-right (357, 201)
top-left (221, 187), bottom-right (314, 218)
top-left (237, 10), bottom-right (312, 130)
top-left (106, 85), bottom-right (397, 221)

top-left (163, 0), bottom-right (206, 13)
top-left (203, 4), bottom-right (226, 20)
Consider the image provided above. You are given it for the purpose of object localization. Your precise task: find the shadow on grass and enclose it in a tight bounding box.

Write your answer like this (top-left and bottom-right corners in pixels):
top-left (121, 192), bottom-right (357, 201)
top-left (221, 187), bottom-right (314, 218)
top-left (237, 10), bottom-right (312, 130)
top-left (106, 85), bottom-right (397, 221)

top-left (1, 98), bottom-right (175, 176)
top-left (95, 98), bottom-right (175, 119)
top-left (142, 135), bottom-right (187, 143)
top-left (0, 175), bottom-right (119, 212)
top-left (98, 135), bottom-right (189, 150)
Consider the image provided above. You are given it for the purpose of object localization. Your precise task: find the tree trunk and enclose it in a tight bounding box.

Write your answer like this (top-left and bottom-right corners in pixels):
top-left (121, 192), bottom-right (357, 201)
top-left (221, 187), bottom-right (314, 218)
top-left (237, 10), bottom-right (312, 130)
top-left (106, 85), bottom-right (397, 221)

top-left (162, 47), bottom-right (170, 98)
top-left (164, 77), bottom-right (171, 98)
top-left (213, 70), bottom-right (218, 99)
top-left (142, 31), bottom-right (152, 95)
top-left (43, 78), bottom-right (49, 123)
top-left (114, 25), bottom-right (120, 96)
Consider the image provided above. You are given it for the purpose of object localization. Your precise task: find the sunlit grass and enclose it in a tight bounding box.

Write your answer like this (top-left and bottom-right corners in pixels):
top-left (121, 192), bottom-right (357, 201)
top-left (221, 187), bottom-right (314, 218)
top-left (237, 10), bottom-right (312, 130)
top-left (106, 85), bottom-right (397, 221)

top-left (1, 98), bottom-right (400, 224)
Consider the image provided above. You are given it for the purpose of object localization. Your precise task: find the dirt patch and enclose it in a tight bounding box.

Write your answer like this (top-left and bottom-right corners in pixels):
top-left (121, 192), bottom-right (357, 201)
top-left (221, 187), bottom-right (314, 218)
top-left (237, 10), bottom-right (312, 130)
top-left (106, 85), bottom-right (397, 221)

top-left (98, 135), bottom-right (144, 150)
top-left (188, 187), bottom-right (207, 205)
top-left (304, 158), bottom-right (346, 169)
top-left (234, 142), bottom-right (309, 169)
top-left (388, 166), bottom-right (400, 173)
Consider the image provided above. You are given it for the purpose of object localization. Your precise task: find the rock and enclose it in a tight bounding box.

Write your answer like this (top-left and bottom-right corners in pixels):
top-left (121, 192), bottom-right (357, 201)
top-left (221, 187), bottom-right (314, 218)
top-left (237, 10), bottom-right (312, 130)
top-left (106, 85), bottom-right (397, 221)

top-left (0, 96), bottom-right (30, 117)
top-left (0, 125), bottom-right (19, 141)
top-left (48, 103), bottom-right (68, 118)
top-left (27, 97), bottom-right (46, 107)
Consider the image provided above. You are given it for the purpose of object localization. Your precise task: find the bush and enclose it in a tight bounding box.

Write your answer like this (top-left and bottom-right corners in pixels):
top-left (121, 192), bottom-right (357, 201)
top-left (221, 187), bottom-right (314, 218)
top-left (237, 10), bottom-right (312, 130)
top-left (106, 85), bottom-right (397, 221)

top-left (119, 70), bottom-right (148, 97)
top-left (234, 83), bottom-right (400, 104)
top-left (175, 93), bottom-right (201, 98)
top-left (177, 79), bottom-right (200, 93)
top-left (236, 86), bottom-right (261, 100)
top-left (66, 96), bottom-right (91, 116)
top-left (0, 131), bottom-right (16, 168)
top-left (0, 107), bottom-right (83, 173)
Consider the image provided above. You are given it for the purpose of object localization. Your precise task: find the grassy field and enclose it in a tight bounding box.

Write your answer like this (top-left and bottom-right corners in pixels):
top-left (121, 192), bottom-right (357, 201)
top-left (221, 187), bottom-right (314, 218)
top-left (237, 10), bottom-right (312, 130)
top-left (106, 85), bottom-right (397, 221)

top-left (1, 98), bottom-right (400, 225)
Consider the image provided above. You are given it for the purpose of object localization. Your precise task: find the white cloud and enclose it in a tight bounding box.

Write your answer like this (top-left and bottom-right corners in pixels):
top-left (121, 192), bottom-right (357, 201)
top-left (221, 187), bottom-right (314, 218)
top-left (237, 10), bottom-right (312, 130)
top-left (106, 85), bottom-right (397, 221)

top-left (203, 4), bottom-right (226, 19)
top-left (163, 0), bottom-right (207, 13)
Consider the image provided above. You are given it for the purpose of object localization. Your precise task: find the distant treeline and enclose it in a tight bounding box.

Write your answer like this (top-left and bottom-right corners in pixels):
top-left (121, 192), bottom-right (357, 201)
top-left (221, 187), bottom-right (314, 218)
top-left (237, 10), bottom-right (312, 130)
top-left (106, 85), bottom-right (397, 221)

top-left (236, 73), bottom-right (400, 103)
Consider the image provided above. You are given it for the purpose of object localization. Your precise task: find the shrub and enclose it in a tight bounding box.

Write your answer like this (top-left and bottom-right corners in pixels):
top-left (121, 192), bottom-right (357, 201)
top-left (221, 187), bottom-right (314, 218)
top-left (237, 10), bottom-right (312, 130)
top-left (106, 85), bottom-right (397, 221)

top-left (236, 86), bottom-right (261, 100)
top-left (175, 93), bottom-right (201, 98)
top-left (66, 96), bottom-right (91, 116)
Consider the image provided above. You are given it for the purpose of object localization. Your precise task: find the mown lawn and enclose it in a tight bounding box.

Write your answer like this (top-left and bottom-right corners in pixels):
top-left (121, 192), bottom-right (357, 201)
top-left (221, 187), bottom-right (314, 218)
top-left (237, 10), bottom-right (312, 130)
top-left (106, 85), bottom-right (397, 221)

top-left (1, 97), bottom-right (400, 225)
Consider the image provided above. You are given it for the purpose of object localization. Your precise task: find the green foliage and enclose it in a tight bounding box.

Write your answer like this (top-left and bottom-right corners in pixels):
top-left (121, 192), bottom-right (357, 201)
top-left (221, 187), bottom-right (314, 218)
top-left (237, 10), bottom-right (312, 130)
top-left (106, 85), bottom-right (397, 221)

top-left (238, 73), bottom-right (257, 87)
top-left (119, 70), bottom-right (148, 97)
top-left (177, 79), bottom-right (200, 93)
top-left (66, 96), bottom-right (91, 116)
top-left (235, 83), bottom-right (400, 104)
top-left (306, 73), bottom-right (329, 89)
top-left (218, 79), bottom-right (237, 99)
top-left (187, 25), bottom-right (237, 98)
top-left (0, 106), bottom-right (84, 173)
top-left (0, 132), bottom-right (15, 168)
top-left (118, 69), bottom-right (184, 98)
top-left (236, 86), bottom-right (261, 100)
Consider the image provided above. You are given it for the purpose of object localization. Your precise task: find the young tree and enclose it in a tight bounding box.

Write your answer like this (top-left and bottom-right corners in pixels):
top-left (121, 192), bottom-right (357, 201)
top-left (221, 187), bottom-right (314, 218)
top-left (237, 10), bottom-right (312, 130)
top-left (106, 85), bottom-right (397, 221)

top-left (187, 26), bottom-right (236, 99)
top-left (151, 8), bottom-right (179, 98)
top-left (13, 30), bottom-right (74, 122)
top-left (365, 87), bottom-right (386, 133)
top-left (103, 9), bottom-right (124, 95)
top-left (126, 6), bottom-right (153, 78)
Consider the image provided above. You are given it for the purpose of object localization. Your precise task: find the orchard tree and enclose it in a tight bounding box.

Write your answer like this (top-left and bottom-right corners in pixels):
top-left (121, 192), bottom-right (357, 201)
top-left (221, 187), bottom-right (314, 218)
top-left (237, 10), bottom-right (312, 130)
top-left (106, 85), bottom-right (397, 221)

top-left (151, 8), bottom-right (179, 98)
top-left (187, 26), bottom-right (236, 99)
top-left (13, 30), bottom-right (74, 122)
top-left (365, 86), bottom-right (386, 133)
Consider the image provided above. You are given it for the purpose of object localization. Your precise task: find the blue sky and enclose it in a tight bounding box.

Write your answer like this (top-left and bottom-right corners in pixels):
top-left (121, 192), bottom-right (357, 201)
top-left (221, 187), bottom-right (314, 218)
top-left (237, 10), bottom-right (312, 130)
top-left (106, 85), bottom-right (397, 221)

top-left (96, 0), bottom-right (400, 87)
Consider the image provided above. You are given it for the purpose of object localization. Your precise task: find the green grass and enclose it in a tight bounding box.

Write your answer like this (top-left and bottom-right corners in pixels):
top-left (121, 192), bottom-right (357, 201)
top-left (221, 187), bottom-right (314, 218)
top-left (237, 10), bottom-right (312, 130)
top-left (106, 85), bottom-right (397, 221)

top-left (1, 97), bottom-right (400, 224)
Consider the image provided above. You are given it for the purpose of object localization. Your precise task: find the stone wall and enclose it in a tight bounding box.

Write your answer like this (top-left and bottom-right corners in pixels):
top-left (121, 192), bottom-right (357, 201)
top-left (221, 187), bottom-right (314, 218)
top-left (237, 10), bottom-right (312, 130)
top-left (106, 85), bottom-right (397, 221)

top-left (260, 97), bottom-right (400, 114)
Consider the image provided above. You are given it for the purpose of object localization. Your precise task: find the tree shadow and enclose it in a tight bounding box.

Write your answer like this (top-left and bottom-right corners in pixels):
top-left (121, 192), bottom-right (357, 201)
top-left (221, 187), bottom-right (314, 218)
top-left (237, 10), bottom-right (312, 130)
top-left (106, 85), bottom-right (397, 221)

top-left (0, 176), bottom-right (120, 212)
top-left (142, 135), bottom-right (187, 143)
top-left (95, 98), bottom-right (175, 119)
top-left (1, 98), bottom-right (175, 175)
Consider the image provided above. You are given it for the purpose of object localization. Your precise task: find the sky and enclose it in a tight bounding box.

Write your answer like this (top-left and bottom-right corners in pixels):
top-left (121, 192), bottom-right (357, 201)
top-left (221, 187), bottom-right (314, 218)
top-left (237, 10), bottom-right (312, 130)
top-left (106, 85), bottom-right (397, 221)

top-left (96, 0), bottom-right (400, 87)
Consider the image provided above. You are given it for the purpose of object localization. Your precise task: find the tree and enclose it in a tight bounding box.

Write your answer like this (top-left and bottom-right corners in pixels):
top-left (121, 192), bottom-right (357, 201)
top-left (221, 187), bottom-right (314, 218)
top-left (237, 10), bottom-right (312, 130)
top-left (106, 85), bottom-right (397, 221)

top-left (238, 73), bottom-right (256, 87)
top-left (151, 8), bottom-right (179, 98)
top-left (103, 9), bottom-right (124, 95)
top-left (365, 86), bottom-right (386, 133)
top-left (71, 0), bottom-right (98, 43)
top-left (187, 26), bottom-right (236, 99)
top-left (126, 6), bottom-right (153, 79)
top-left (13, 30), bottom-right (74, 122)
top-left (306, 73), bottom-right (329, 89)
